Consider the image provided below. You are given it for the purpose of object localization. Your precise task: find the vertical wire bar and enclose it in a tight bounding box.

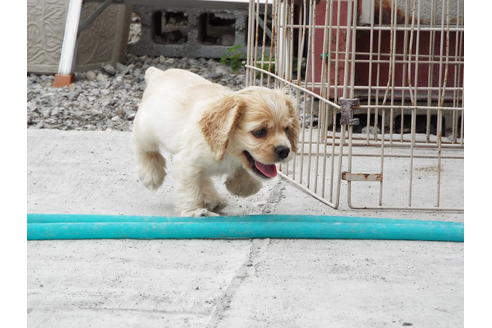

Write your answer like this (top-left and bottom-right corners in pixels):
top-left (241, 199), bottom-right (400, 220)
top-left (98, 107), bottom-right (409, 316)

top-left (349, 0), bottom-right (357, 99)
top-left (409, 106), bottom-right (416, 206)
top-left (457, 0), bottom-right (464, 145)
top-left (399, 0), bottom-right (411, 143)
top-left (292, 2), bottom-right (307, 181)
top-left (406, 0), bottom-right (418, 107)
top-left (281, 0), bottom-right (288, 84)
top-left (341, 0), bottom-right (354, 99)
top-left (332, 0), bottom-right (344, 206)
top-left (259, 0), bottom-right (270, 86)
top-left (246, 0), bottom-right (255, 86)
top-left (388, 0), bottom-right (398, 145)
top-left (435, 0), bottom-right (445, 207)
top-left (380, 0), bottom-right (397, 146)
top-left (367, 0), bottom-right (378, 142)
top-left (367, 0), bottom-right (377, 142)
top-left (334, 0), bottom-right (342, 102)
top-left (346, 0), bottom-right (358, 207)
top-left (254, 0), bottom-right (261, 84)
top-left (328, 0), bottom-right (337, 202)
top-left (426, 0), bottom-right (437, 143)
top-left (334, 0), bottom-right (354, 208)
top-left (266, 0), bottom-right (278, 88)
top-left (435, 0), bottom-right (450, 208)
top-left (288, 1), bottom-right (295, 83)
top-left (460, 93), bottom-right (464, 144)
top-left (298, 0), bottom-right (308, 184)
top-left (330, 96), bottom-right (337, 201)
top-left (305, 0), bottom-right (317, 189)
top-left (376, 0), bottom-right (384, 205)
top-left (320, 0), bottom-right (333, 198)
top-left (283, 0), bottom-right (295, 175)
top-left (279, 0), bottom-right (289, 173)
top-left (378, 107), bottom-right (385, 206)
top-left (277, 0), bottom-right (284, 81)
top-left (315, 0), bottom-right (332, 194)
top-left (451, 1), bottom-right (460, 143)
top-left (407, 0), bottom-right (418, 207)
top-left (413, 0), bottom-right (421, 108)
top-left (277, 0), bottom-right (284, 79)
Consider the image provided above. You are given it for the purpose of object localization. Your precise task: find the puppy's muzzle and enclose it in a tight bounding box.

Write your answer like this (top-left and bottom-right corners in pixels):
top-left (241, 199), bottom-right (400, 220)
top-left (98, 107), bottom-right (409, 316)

top-left (275, 145), bottom-right (290, 160)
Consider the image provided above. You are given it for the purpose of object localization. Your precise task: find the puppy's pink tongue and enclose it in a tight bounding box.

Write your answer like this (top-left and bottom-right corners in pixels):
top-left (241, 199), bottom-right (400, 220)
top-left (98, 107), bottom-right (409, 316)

top-left (254, 161), bottom-right (277, 178)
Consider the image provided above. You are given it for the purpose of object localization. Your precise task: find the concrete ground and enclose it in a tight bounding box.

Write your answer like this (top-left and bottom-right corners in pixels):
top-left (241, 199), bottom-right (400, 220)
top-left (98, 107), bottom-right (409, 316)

top-left (27, 129), bottom-right (463, 328)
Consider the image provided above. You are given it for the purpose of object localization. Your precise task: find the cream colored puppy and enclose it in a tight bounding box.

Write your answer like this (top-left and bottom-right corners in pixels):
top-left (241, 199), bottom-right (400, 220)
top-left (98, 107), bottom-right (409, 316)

top-left (133, 67), bottom-right (299, 217)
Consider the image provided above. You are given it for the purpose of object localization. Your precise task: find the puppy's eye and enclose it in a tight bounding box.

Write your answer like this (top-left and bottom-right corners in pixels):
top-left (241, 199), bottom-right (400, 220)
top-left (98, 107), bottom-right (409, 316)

top-left (252, 128), bottom-right (267, 138)
top-left (285, 127), bottom-right (289, 133)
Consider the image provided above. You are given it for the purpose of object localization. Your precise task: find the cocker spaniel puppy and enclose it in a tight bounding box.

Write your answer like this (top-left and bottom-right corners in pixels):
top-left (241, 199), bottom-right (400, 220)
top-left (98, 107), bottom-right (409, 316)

top-left (133, 67), bottom-right (300, 217)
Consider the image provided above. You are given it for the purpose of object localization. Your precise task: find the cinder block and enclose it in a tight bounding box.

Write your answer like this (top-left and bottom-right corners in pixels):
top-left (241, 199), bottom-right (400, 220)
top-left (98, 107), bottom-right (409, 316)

top-left (127, 0), bottom-right (252, 58)
top-left (27, 0), bottom-right (131, 73)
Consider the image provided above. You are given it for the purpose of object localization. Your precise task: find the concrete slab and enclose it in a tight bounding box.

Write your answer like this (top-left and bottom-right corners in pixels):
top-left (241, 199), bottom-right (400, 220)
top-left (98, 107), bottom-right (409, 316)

top-left (27, 129), bottom-right (463, 328)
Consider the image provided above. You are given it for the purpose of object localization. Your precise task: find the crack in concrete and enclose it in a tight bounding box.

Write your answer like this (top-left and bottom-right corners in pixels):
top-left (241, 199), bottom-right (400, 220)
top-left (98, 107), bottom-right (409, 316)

top-left (205, 238), bottom-right (270, 328)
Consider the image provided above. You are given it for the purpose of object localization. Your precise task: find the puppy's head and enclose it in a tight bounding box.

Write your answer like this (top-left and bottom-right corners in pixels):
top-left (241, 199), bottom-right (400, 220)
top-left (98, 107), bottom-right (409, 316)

top-left (199, 86), bottom-right (300, 179)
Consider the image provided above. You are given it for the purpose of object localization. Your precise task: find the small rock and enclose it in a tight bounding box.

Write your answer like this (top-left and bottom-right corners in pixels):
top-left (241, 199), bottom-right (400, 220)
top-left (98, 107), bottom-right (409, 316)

top-left (115, 62), bottom-right (130, 75)
top-left (188, 58), bottom-right (199, 66)
top-left (126, 112), bottom-right (136, 120)
top-left (86, 70), bottom-right (97, 81)
top-left (41, 109), bottom-right (51, 118)
top-left (96, 73), bottom-right (107, 83)
top-left (215, 66), bottom-right (229, 76)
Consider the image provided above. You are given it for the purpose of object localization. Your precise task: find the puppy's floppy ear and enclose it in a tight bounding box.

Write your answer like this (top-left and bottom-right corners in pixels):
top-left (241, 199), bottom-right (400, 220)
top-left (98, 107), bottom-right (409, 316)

top-left (199, 95), bottom-right (243, 160)
top-left (285, 96), bottom-right (300, 153)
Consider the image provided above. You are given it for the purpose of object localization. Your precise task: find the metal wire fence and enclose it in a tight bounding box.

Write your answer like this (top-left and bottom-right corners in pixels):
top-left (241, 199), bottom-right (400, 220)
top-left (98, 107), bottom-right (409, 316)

top-left (246, 0), bottom-right (463, 211)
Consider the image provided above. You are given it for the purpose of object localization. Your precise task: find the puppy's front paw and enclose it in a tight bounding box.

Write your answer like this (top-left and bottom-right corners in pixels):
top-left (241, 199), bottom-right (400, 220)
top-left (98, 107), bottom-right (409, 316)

top-left (203, 195), bottom-right (228, 212)
top-left (180, 208), bottom-right (220, 217)
top-left (225, 169), bottom-right (262, 197)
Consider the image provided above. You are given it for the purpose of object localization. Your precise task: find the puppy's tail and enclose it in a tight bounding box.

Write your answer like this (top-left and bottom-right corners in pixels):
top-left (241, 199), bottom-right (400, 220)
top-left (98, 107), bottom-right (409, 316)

top-left (144, 66), bottom-right (163, 84)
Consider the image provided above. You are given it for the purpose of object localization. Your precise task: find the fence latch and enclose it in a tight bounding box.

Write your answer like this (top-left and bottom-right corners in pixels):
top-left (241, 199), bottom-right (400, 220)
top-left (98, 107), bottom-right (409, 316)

top-left (339, 98), bottom-right (360, 126)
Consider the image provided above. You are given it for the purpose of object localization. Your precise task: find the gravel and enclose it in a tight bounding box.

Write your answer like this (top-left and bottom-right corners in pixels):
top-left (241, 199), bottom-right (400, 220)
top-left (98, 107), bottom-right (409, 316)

top-left (27, 54), bottom-right (246, 131)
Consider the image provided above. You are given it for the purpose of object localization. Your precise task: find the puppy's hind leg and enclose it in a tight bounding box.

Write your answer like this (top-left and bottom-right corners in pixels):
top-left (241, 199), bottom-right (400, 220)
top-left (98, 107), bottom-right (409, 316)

top-left (136, 149), bottom-right (167, 190)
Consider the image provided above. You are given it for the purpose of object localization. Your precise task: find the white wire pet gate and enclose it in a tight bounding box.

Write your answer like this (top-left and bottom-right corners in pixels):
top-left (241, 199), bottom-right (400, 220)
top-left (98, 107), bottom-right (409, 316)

top-left (245, 0), bottom-right (464, 211)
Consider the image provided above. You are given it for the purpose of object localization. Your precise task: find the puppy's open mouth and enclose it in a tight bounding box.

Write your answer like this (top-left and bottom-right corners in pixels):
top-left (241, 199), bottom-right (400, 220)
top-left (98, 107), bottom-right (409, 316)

top-left (243, 151), bottom-right (277, 179)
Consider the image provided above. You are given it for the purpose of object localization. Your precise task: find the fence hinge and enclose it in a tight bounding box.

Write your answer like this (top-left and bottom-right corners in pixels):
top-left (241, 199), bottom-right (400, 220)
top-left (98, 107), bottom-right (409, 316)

top-left (342, 172), bottom-right (383, 182)
top-left (339, 98), bottom-right (360, 126)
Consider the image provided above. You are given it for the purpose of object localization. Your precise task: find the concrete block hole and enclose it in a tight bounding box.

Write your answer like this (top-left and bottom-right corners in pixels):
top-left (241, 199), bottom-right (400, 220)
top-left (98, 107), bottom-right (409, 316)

top-left (199, 12), bottom-right (236, 46)
top-left (153, 10), bottom-right (189, 44)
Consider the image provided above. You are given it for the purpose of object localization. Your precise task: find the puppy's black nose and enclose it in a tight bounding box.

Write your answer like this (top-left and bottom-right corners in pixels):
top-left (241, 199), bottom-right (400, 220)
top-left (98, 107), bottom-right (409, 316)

top-left (275, 146), bottom-right (290, 159)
